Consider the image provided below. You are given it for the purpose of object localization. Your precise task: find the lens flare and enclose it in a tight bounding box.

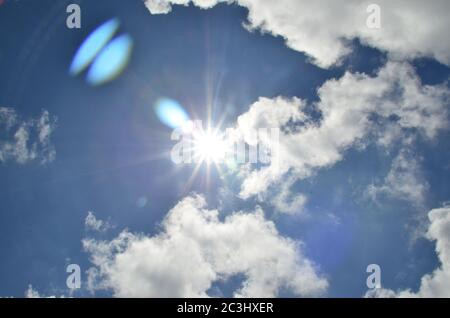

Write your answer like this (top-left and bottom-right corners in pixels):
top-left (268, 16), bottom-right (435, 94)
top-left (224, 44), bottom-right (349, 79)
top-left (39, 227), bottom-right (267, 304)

top-left (69, 18), bottom-right (120, 76)
top-left (154, 98), bottom-right (190, 129)
top-left (86, 34), bottom-right (133, 86)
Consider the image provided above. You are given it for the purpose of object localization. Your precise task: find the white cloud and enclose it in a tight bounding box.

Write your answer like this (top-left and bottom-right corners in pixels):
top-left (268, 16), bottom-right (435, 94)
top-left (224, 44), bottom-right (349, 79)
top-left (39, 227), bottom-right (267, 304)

top-left (272, 190), bottom-right (307, 216)
top-left (0, 108), bottom-right (57, 164)
top-left (143, 0), bottom-right (450, 68)
top-left (143, 1), bottom-right (450, 204)
top-left (365, 206), bottom-right (450, 297)
top-left (0, 107), bottom-right (17, 129)
top-left (234, 61), bottom-right (449, 198)
top-left (24, 285), bottom-right (61, 298)
top-left (270, 176), bottom-right (307, 215)
top-left (85, 212), bottom-right (111, 232)
top-left (366, 148), bottom-right (429, 207)
top-left (24, 285), bottom-right (41, 298)
top-left (83, 195), bottom-right (328, 297)
top-left (144, 0), bottom-right (220, 14)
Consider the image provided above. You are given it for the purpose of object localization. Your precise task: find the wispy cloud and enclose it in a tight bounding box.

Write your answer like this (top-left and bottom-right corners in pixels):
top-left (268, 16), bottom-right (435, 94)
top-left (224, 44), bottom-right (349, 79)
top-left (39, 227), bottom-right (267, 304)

top-left (85, 212), bottom-right (112, 233)
top-left (24, 285), bottom-right (63, 298)
top-left (366, 148), bottom-right (429, 208)
top-left (0, 107), bottom-right (57, 165)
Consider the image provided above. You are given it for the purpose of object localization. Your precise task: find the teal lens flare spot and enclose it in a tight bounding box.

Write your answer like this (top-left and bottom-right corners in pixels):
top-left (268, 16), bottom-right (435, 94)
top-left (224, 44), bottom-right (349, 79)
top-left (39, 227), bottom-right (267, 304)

top-left (69, 18), bottom-right (120, 76)
top-left (86, 34), bottom-right (133, 86)
top-left (154, 98), bottom-right (190, 129)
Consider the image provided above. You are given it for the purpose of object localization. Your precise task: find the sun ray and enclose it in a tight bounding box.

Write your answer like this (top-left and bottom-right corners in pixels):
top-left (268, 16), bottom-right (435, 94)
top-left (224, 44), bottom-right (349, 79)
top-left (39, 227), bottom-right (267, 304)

top-left (182, 160), bottom-right (204, 196)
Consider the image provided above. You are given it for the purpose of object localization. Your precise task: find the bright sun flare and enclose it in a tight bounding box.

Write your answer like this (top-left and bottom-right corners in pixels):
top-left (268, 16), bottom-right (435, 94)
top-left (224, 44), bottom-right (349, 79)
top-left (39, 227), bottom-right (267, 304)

top-left (192, 129), bottom-right (227, 164)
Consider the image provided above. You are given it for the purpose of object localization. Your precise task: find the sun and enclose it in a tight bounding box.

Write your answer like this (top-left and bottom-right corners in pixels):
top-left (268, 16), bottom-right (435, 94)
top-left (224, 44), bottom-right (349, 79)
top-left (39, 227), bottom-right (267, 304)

top-left (177, 120), bottom-right (233, 195)
top-left (192, 128), bottom-right (228, 164)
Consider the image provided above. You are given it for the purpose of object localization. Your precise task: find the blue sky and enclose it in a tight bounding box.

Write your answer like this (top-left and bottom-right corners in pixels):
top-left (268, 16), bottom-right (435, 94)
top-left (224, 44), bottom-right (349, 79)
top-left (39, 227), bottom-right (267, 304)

top-left (1, 0), bottom-right (450, 298)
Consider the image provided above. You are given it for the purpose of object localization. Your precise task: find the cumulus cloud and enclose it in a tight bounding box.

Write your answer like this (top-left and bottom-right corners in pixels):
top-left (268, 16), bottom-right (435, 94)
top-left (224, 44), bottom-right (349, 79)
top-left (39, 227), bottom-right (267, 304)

top-left (144, 0), bottom-right (450, 68)
top-left (366, 149), bottom-right (429, 207)
top-left (234, 61), bottom-right (449, 198)
top-left (365, 206), bottom-right (450, 297)
top-left (83, 195), bottom-right (328, 297)
top-left (0, 107), bottom-right (57, 164)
